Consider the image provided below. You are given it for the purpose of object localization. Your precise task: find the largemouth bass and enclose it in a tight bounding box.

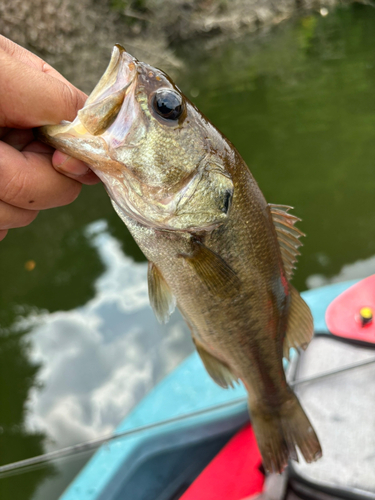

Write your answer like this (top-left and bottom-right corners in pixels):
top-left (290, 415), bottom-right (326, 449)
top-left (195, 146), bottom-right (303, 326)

top-left (38, 45), bottom-right (322, 473)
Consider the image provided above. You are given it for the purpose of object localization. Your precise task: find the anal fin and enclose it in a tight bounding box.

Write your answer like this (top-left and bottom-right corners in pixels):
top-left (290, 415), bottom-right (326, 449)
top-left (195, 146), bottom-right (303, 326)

top-left (179, 240), bottom-right (241, 298)
top-left (148, 262), bottom-right (176, 324)
top-left (193, 338), bottom-right (238, 389)
top-left (283, 286), bottom-right (314, 360)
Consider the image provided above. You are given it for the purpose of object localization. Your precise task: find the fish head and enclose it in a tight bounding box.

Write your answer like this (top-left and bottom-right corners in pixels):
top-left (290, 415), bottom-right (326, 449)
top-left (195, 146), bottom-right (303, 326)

top-left (38, 45), bottom-right (234, 231)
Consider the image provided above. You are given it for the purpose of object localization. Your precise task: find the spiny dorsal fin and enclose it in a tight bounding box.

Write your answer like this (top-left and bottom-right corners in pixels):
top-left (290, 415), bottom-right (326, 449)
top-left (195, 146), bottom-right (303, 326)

top-left (147, 262), bottom-right (176, 324)
top-left (283, 286), bottom-right (314, 360)
top-left (179, 240), bottom-right (241, 298)
top-left (269, 204), bottom-right (305, 280)
top-left (193, 338), bottom-right (238, 389)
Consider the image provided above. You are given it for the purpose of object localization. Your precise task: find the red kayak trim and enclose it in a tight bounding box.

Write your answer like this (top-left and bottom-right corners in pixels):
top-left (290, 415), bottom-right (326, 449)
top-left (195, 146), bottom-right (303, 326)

top-left (180, 423), bottom-right (264, 500)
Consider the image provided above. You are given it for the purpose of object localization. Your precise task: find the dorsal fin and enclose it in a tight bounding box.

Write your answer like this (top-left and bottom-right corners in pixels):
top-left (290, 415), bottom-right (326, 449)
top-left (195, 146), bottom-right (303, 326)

top-left (269, 204), bottom-right (305, 280)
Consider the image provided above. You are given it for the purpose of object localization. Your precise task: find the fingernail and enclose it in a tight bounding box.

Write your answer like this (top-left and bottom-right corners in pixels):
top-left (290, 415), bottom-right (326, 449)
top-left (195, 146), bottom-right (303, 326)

top-left (55, 153), bottom-right (89, 176)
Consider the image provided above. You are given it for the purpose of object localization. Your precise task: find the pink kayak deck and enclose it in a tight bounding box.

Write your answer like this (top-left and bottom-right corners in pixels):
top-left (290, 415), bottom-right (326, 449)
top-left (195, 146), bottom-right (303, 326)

top-left (326, 274), bottom-right (375, 343)
top-left (180, 424), bottom-right (264, 500)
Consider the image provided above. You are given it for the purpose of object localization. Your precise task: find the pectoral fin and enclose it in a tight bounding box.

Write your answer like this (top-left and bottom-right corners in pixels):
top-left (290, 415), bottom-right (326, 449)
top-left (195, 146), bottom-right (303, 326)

top-left (193, 338), bottom-right (238, 389)
top-left (283, 286), bottom-right (314, 360)
top-left (148, 262), bottom-right (176, 324)
top-left (179, 240), bottom-right (241, 298)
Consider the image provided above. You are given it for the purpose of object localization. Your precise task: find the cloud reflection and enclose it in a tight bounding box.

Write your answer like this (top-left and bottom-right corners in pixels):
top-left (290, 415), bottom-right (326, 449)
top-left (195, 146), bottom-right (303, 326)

top-left (23, 221), bottom-right (193, 450)
top-left (307, 255), bottom-right (375, 289)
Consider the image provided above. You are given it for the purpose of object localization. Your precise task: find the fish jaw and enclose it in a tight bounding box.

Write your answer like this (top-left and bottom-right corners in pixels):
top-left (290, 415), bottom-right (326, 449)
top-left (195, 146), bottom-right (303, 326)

top-left (37, 44), bottom-right (139, 169)
top-left (36, 45), bottom-right (151, 224)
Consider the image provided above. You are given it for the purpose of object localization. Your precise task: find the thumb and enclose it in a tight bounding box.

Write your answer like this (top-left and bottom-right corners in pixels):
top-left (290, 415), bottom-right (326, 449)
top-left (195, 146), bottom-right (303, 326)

top-left (0, 48), bottom-right (86, 128)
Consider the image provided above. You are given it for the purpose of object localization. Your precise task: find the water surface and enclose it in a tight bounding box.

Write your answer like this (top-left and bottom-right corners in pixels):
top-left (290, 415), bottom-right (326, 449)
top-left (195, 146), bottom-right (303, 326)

top-left (1, 4), bottom-right (375, 498)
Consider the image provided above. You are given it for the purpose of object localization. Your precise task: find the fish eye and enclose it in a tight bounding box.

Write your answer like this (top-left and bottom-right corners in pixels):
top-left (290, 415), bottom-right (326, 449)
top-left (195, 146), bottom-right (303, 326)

top-left (153, 89), bottom-right (183, 120)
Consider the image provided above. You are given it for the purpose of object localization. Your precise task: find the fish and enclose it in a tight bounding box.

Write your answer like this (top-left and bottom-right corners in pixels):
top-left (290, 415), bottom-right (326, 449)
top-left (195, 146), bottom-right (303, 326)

top-left (37, 44), bottom-right (322, 473)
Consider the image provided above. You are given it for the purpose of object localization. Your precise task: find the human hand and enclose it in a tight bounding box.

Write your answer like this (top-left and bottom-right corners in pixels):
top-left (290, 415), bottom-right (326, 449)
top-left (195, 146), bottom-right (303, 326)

top-left (0, 36), bottom-right (100, 242)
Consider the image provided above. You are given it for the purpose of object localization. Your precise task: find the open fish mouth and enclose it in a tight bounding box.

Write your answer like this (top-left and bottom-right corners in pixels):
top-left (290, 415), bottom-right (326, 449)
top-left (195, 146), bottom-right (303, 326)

top-left (43, 44), bottom-right (138, 144)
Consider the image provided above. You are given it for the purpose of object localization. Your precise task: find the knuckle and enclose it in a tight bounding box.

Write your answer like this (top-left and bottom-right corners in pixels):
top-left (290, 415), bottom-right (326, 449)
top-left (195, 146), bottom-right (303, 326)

top-left (1, 169), bottom-right (29, 206)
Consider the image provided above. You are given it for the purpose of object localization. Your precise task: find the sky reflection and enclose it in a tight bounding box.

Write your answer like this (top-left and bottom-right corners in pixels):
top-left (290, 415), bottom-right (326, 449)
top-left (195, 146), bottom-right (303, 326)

top-left (22, 221), bottom-right (193, 451)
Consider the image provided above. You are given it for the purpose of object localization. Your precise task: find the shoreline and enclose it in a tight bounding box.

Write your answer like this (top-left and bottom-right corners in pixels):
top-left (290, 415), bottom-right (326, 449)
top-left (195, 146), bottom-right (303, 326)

top-left (0, 0), bottom-right (368, 92)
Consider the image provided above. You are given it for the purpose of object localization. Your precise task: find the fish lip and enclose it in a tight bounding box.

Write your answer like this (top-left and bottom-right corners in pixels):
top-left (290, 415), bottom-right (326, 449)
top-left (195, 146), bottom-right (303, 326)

top-left (88, 44), bottom-right (139, 105)
top-left (56, 45), bottom-right (139, 139)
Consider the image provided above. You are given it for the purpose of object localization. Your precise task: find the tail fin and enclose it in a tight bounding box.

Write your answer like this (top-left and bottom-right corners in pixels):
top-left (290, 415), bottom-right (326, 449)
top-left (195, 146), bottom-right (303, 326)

top-left (250, 392), bottom-right (322, 473)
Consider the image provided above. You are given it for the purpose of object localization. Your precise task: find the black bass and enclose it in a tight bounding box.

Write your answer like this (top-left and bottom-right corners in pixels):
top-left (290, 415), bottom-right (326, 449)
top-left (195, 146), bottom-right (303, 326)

top-left (38, 45), bottom-right (322, 473)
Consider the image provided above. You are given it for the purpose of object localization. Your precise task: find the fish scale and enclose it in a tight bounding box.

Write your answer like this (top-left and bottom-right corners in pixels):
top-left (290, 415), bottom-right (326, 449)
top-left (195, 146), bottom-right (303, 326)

top-left (37, 44), bottom-right (322, 473)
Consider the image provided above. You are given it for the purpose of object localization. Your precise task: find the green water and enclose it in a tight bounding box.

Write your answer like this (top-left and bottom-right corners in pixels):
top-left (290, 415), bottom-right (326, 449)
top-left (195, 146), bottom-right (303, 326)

top-left (1, 4), bottom-right (375, 498)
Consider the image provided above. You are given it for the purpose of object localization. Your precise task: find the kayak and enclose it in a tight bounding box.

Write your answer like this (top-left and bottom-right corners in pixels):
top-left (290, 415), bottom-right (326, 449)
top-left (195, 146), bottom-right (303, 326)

top-left (60, 276), bottom-right (375, 500)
